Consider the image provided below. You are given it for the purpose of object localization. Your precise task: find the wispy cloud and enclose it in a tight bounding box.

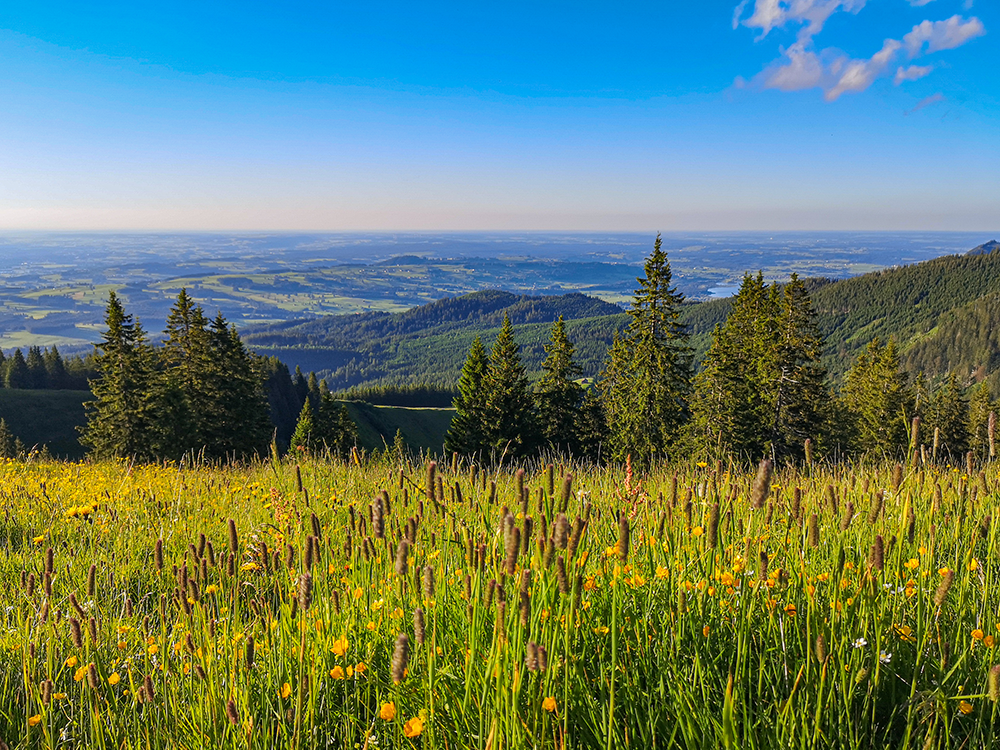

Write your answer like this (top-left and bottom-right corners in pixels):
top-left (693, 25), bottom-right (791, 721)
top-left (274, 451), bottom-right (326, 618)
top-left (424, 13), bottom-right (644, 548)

top-left (738, 0), bottom-right (867, 40)
top-left (905, 92), bottom-right (945, 114)
top-left (735, 3), bottom-right (986, 101)
top-left (894, 64), bottom-right (933, 84)
top-left (903, 15), bottom-right (985, 55)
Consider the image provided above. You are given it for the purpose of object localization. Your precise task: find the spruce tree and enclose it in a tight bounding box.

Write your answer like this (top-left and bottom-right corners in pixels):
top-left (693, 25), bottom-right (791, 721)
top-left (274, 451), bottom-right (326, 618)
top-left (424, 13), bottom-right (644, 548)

top-left (771, 275), bottom-right (829, 458)
top-left (158, 289), bottom-right (212, 452)
top-left (691, 273), bottom-right (778, 458)
top-left (315, 388), bottom-right (358, 457)
top-left (26, 347), bottom-right (47, 389)
top-left (481, 315), bottom-right (538, 458)
top-left (600, 233), bottom-right (692, 463)
top-left (444, 336), bottom-right (490, 456)
top-left (289, 398), bottom-right (316, 453)
top-left (968, 382), bottom-right (997, 459)
top-left (927, 374), bottom-right (969, 459)
top-left (80, 292), bottom-right (156, 459)
top-left (202, 314), bottom-right (273, 458)
top-left (0, 418), bottom-right (15, 458)
top-left (43, 346), bottom-right (68, 390)
top-left (535, 316), bottom-right (584, 455)
top-left (5, 349), bottom-right (28, 389)
top-left (839, 338), bottom-right (913, 454)
top-left (575, 384), bottom-right (608, 461)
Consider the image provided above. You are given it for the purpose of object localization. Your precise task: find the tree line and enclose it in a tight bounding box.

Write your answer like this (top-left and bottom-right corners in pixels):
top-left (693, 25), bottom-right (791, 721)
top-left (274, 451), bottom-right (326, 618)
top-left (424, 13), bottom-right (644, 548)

top-left (82, 290), bottom-right (358, 461)
top-left (445, 235), bottom-right (998, 465)
top-left (0, 346), bottom-right (95, 390)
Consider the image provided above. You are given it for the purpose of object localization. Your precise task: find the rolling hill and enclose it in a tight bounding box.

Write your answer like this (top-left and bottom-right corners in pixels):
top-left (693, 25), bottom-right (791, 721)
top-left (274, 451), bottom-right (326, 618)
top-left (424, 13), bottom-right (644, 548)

top-left (246, 242), bottom-right (1000, 393)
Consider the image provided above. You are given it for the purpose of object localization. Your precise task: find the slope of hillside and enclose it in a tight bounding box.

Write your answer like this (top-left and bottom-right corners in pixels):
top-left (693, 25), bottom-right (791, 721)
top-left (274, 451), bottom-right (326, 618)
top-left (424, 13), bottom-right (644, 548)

top-left (244, 290), bottom-right (628, 389)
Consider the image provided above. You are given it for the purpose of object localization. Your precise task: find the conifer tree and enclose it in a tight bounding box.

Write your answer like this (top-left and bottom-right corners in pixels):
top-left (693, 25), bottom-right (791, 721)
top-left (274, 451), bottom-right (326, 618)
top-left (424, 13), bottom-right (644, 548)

top-left (289, 398), bottom-right (316, 453)
top-left (968, 382), bottom-right (997, 459)
top-left (839, 338), bottom-right (913, 454)
top-left (4, 349), bottom-right (28, 389)
top-left (535, 316), bottom-right (584, 454)
top-left (600, 234), bottom-right (692, 463)
top-left (80, 292), bottom-right (156, 459)
top-left (771, 275), bottom-right (830, 458)
top-left (444, 336), bottom-right (490, 456)
top-left (0, 418), bottom-right (15, 458)
top-left (575, 385), bottom-right (608, 461)
top-left (927, 373), bottom-right (969, 458)
top-left (26, 347), bottom-right (47, 389)
top-left (481, 315), bottom-right (539, 458)
top-left (157, 289), bottom-right (212, 451)
top-left (315, 380), bottom-right (358, 457)
top-left (202, 313), bottom-right (272, 458)
top-left (43, 346), bottom-right (68, 390)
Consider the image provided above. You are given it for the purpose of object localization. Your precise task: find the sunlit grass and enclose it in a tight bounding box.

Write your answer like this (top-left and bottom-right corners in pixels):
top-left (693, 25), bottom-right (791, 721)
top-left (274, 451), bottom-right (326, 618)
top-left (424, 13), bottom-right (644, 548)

top-left (0, 452), bottom-right (997, 748)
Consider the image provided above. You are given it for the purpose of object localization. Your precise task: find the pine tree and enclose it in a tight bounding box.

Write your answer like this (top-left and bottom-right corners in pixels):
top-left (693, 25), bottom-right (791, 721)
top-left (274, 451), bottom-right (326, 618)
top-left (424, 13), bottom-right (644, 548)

top-left (927, 373), bottom-right (969, 459)
top-left (5, 349), bottom-right (28, 389)
top-left (481, 315), bottom-right (539, 458)
top-left (691, 273), bottom-right (778, 458)
top-left (43, 346), bottom-right (68, 390)
top-left (0, 418), bottom-right (16, 458)
top-left (535, 316), bottom-right (584, 455)
top-left (600, 233), bottom-right (692, 463)
top-left (289, 398), bottom-right (316, 454)
top-left (80, 292), bottom-right (156, 459)
top-left (315, 385), bottom-right (358, 457)
top-left (968, 382), bottom-right (997, 459)
top-left (201, 313), bottom-right (273, 458)
top-left (444, 336), bottom-right (491, 456)
top-left (575, 384), bottom-right (608, 461)
top-left (26, 347), bottom-right (47, 389)
top-left (157, 289), bottom-right (212, 452)
top-left (771, 275), bottom-right (830, 458)
top-left (839, 338), bottom-right (913, 455)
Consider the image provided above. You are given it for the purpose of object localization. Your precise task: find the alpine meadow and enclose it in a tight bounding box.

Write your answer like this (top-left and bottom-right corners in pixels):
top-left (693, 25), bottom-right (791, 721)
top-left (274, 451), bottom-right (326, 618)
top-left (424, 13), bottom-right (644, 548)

top-left (2, 0), bottom-right (999, 748)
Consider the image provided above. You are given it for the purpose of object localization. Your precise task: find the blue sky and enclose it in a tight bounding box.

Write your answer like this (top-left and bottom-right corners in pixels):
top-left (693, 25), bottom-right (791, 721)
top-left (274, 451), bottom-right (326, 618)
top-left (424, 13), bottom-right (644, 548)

top-left (0, 1), bottom-right (996, 230)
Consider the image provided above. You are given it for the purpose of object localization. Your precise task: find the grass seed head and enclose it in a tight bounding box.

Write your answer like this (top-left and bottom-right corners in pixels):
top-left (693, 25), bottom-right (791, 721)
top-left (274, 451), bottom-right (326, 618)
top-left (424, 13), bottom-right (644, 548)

top-left (989, 665), bottom-right (1000, 703)
top-left (618, 511), bottom-right (630, 565)
top-left (750, 459), bottom-right (773, 510)
top-left (297, 572), bottom-right (313, 612)
top-left (414, 607), bottom-right (426, 646)
top-left (934, 569), bottom-right (954, 607)
top-left (227, 518), bottom-right (239, 555)
top-left (391, 633), bottom-right (410, 684)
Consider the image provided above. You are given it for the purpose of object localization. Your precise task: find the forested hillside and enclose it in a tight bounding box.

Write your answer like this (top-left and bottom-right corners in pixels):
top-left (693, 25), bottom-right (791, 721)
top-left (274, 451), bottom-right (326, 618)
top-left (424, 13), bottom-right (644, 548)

top-left (681, 245), bottom-right (1000, 388)
top-left (243, 290), bottom-right (628, 389)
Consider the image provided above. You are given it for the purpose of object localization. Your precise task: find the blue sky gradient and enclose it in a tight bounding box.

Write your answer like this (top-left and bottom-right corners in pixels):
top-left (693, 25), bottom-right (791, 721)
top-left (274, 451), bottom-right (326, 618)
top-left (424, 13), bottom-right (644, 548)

top-left (0, 1), bottom-right (996, 230)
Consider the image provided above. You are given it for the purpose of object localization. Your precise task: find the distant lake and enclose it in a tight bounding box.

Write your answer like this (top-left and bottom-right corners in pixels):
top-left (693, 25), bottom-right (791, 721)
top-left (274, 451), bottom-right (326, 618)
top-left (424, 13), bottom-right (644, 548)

top-left (708, 286), bottom-right (740, 298)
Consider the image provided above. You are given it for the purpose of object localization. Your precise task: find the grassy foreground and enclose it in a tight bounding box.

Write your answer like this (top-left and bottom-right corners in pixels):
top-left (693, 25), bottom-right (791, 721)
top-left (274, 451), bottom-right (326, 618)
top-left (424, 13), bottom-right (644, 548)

top-left (0, 453), bottom-right (998, 749)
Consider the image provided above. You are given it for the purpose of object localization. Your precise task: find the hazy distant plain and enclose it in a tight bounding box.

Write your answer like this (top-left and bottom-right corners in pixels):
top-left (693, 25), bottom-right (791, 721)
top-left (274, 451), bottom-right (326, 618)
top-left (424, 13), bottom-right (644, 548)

top-left (0, 231), bottom-right (992, 353)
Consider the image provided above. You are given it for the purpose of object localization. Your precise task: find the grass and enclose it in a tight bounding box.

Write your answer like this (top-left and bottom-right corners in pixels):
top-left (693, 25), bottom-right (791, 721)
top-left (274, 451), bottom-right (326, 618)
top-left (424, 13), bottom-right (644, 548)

top-left (0, 452), bottom-right (998, 748)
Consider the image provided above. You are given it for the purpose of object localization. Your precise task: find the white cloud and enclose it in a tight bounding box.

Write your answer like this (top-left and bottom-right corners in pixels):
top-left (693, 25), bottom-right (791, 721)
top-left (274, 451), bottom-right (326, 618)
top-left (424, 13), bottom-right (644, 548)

top-left (825, 39), bottom-right (901, 100)
top-left (738, 0), bottom-right (867, 40)
top-left (903, 15), bottom-right (986, 55)
top-left (894, 64), bottom-right (933, 84)
top-left (735, 2), bottom-right (986, 102)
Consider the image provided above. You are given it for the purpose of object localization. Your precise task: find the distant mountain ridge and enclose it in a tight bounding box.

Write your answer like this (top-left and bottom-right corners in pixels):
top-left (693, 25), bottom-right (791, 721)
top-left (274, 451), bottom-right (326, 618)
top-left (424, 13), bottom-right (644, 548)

top-left (968, 239), bottom-right (1000, 256)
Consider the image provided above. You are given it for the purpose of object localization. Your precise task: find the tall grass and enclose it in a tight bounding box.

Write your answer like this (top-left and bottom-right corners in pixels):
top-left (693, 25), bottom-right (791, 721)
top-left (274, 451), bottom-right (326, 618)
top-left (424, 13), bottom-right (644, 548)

top-left (0, 452), bottom-right (997, 748)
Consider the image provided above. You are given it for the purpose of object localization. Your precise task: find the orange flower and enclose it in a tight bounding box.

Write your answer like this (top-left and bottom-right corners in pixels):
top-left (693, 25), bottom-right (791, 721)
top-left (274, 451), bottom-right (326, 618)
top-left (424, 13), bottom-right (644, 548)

top-left (959, 700), bottom-right (974, 715)
top-left (28, 714), bottom-right (42, 727)
top-left (280, 682), bottom-right (292, 699)
top-left (403, 716), bottom-right (424, 737)
top-left (379, 702), bottom-right (396, 721)
top-left (331, 636), bottom-right (349, 657)
top-left (542, 696), bottom-right (558, 713)
top-left (329, 666), bottom-right (345, 680)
